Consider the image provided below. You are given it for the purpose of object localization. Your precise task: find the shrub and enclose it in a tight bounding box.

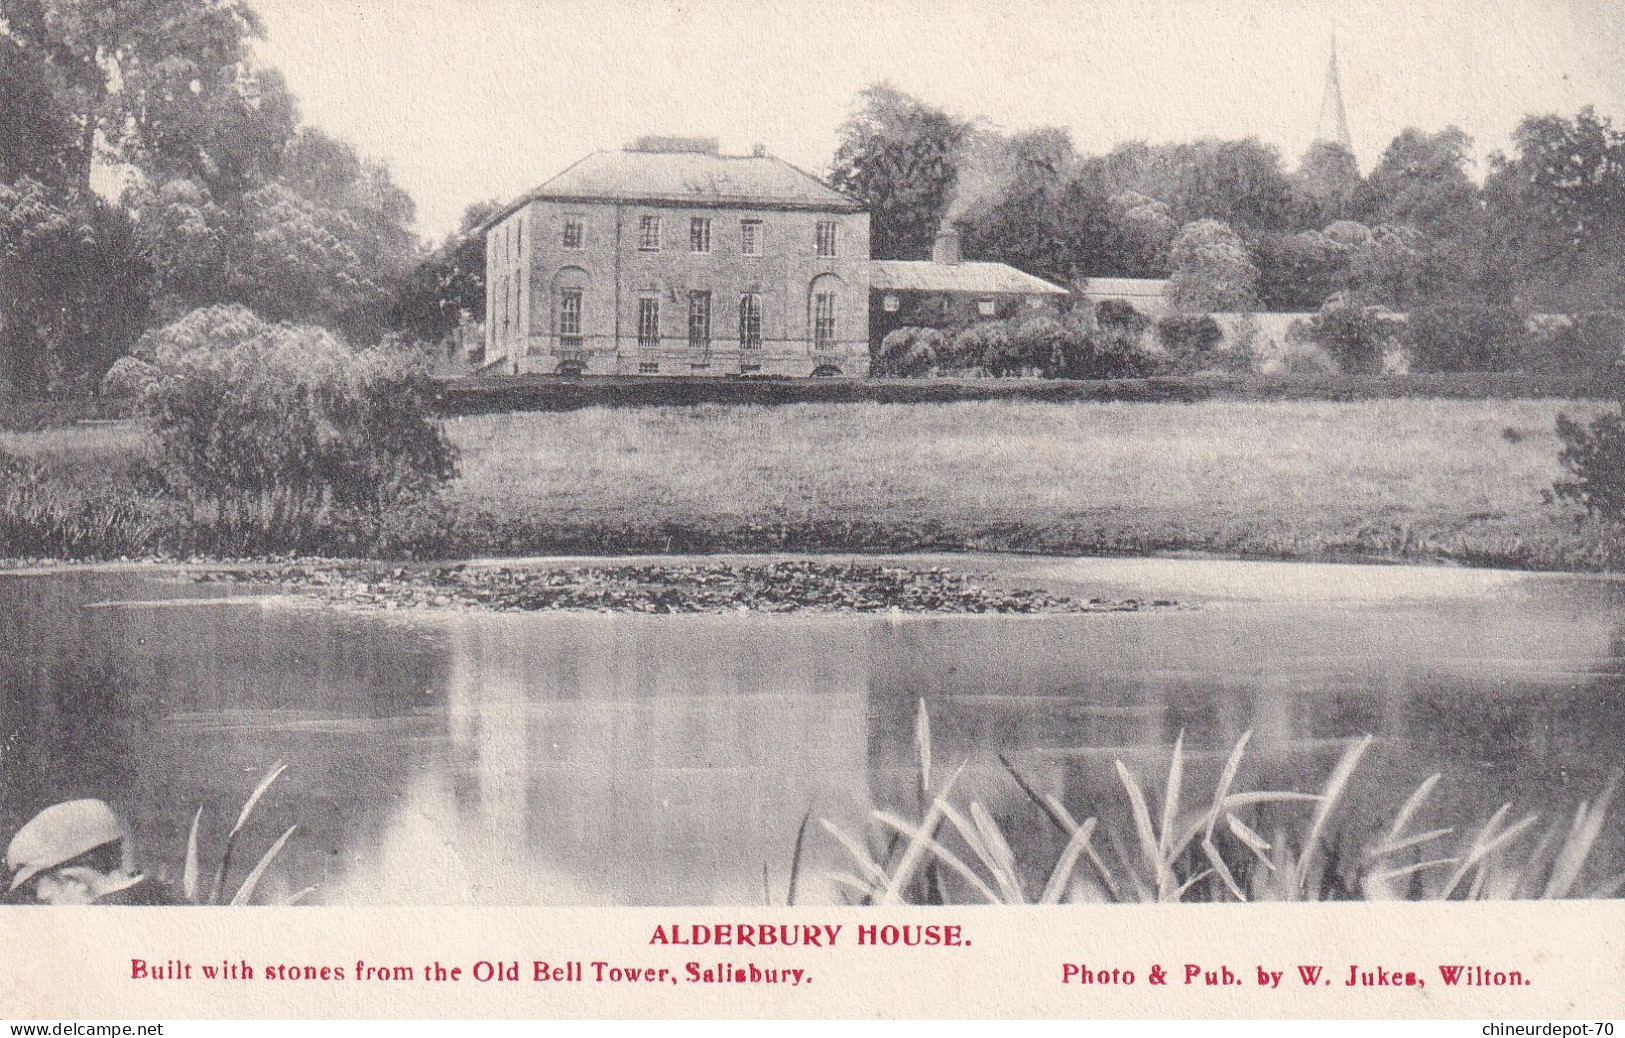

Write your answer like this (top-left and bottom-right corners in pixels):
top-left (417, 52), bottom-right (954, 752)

top-left (1005, 314), bottom-right (1072, 377)
top-left (1407, 303), bottom-right (1525, 373)
top-left (1295, 301), bottom-right (1404, 375)
top-left (1155, 315), bottom-right (1224, 373)
top-left (126, 305), bottom-right (458, 543)
top-left (1062, 325), bottom-right (1159, 380)
top-left (874, 326), bottom-right (946, 378)
top-left (1093, 299), bottom-right (1150, 338)
top-left (945, 320), bottom-right (1012, 375)
top-left (1553, 408), bottom-right (1625, 522)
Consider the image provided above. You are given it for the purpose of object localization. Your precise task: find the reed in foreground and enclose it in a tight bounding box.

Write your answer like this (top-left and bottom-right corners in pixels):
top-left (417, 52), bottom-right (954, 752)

top-left (818, 702), bottom-right (1622, 904)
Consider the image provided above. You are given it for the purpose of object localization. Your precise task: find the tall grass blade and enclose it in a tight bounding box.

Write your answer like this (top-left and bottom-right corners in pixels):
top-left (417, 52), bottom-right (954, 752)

top-left (819, 819), bottom-right (888, 889)
top-left (1040, 817), bottom-right (1099, 905)
top-left (914, 698), bottom-right (932, 808)
top-left (1115, 759), bottom-right (1166, 893)
top-left (970, 802), bottom-right (1025, 903)
top-left (211, 764), bottom-right (289, 904)
top-left (1376, 773), bottom-right (1442, 854)
top-left (873, 805), bottom-right (1001, 905)
top-left (1158, 732), bottom-right (1185, 861)
top-left (877, 762), bottom-right (966, 905)
top-left (1542, 771), bottom-right (1618, 899)
top-left (1296, 735), bottom-right (1372, 894)
top-left (786, 805), bottom-right (813, 907)
top-left (182, 807), bottom-right (203, 905)
top-left (999, 752), bottom-right (1072, 837)
top-left (228, 825), bottom-right (296, 906)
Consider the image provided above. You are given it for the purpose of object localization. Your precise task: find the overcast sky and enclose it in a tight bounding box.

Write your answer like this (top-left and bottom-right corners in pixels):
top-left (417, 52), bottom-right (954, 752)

top-left (249, 0), bottom-right (1625, 241)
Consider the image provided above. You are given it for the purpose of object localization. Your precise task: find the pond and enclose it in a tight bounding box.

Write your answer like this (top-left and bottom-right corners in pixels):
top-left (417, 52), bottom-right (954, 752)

top-left (1, 555), bottom-right (1621, 905)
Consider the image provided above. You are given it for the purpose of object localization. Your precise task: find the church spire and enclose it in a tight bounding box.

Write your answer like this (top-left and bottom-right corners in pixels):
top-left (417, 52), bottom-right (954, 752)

top-left (1314, 36), bottom-right (1354, 153)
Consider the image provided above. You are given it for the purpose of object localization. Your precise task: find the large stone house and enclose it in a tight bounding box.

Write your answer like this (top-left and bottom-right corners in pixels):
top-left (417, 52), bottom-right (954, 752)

top-left (481, 137), bottom-right (871, 376)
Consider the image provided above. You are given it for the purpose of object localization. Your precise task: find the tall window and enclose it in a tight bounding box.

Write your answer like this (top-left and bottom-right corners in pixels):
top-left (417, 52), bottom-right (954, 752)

top-left (638, 215), bottom-right (661, 250)
top-left (637, 298), bottom-right (660, 349)
top-left (516, 219), bottom-right (523, 253)
top-left (688, 291), bottom-right (711, 349)
top-left (562, 216), bottom-right (583, 249)
top-left (558, 289), bottom-right (582, 348)
top-left (738, 293), bottom-right (762, 350)
top-left (813, 292), bottom-right (836, 348)
top-left (741, 220), bottom-right (762, 256)
top-left (816, 220), bottom-right (837, 257)
top-left (689, 217), bottom-right (711, 253)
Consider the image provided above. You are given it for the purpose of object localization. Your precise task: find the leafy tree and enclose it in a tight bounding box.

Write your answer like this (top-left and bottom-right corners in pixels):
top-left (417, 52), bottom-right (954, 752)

top-left (0, 179), bottom-right (150, 397)
top-left (831, 84), bottom-right (972, 260)
top-left (1553, 407), bottom-right (1625, 523)
top-left (0, 31), bottom-right (77, 185)
top-left (1484, 107), bottom-right (1625, 313)
top-left (391, 200), bottom-right (502, 343)
top-left (957, 128), bottom-right (1084, 283)
top-left (0, 0), bottom-right (287, 194)
top-left (1406, 302), bottom-right (1526, 373)
top-left (1360, 127), bottom-right (1479, 234)
top-left (1295, 141), bottom-right (1362, 224)
top-left (1255, 228), bottom-right (1352, 311)
top-left (1168, 219), bottom-right (1258, 312)
top-left (118, 305), bottom-right (457, 539)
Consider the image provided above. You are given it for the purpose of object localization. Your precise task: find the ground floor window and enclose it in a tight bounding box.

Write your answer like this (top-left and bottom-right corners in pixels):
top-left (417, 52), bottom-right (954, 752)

top-left (739, 293), bottom-right (762, 349)
top-left (689, 291), bottom-right (711, 349)
top-left (977, 298), bottom-right (997, 317)
top-left (814, 292), bottom-right (837, 349)
top-left (638, 361), bottom-right (659, 374)
top-left (638, 297), bottom-right (660, 349)
top-left (559, 289), bottom-right (583, 348)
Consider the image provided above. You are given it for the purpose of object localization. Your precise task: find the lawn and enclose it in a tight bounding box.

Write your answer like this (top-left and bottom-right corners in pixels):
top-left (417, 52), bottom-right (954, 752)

top-left (438, 397), bottom-right (1606, 565)
top-left (1, 397), bottom-right (1615, 567)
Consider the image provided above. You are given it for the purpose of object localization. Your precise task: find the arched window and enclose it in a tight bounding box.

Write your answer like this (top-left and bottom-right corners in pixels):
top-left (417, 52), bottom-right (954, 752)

top-left (808, 274), bottom-right (843, 350)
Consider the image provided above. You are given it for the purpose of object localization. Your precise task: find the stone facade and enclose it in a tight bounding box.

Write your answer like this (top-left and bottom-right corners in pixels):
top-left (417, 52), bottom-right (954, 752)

top-left (484, 144), bottom-right (871, 377)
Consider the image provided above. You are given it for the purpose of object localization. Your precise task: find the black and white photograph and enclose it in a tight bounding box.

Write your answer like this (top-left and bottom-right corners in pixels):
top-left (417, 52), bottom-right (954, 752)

top-left (2, 0), bottom-right (1624, 1001)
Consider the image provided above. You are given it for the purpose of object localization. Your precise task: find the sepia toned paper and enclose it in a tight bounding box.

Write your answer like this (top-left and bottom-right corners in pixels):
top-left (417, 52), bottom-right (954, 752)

top-left (4, 0), bottom-right (1625, 1022)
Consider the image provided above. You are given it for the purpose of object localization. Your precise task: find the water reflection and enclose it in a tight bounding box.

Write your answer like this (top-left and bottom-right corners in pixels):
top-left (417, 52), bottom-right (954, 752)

top-left (1, 559), bottom-right (1621, 905)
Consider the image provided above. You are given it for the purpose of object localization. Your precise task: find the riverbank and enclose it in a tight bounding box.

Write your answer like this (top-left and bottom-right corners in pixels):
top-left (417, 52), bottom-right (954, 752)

top-left (4, 397), bottom-right (1623, 570)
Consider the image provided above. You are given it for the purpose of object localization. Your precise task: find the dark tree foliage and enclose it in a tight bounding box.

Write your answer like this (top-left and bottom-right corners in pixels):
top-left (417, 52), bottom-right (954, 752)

top-left (119, 305), bottom-right (457, 527)
top-left (390, 200), bottom-right (503, 342)
top-left (831, 84), bottom-right (972, 260)
top-left (1294, 302), bottom-right (1402, 375)
top-left (1156, 315), bottom-right (1224, 371)
top-left (1406, 302), bottom-right (1526, 373)
top-left (1484, 107), bottom-right (1625, 313)
top-left (1554, 409), bottom-right (1625, 523)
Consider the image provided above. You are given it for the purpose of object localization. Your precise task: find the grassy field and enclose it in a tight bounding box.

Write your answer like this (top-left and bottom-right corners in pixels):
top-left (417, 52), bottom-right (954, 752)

top-left (435, 397), bottom-right (1609, 566)
top-left (2, 397), bottom-right (1618, 567)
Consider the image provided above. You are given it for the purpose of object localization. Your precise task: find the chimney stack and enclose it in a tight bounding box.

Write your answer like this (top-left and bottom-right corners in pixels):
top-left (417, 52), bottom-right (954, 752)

top-left (932, 222), bottom-right (962, 265)
top-left (752, 143), bottom-right (767, 157)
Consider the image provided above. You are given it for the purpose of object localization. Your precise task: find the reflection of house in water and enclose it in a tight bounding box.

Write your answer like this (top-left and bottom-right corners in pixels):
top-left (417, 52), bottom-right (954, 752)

top-left (345, 613), bottom-right (876, 905)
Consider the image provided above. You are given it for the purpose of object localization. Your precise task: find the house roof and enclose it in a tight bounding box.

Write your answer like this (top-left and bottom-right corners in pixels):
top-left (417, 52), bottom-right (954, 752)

top-left (1077, 277), bottom-right (1169, 298)
top-left (481, 148), bottom-right (861, 231)
top-left (869, 261), bottom-right (1070, 296)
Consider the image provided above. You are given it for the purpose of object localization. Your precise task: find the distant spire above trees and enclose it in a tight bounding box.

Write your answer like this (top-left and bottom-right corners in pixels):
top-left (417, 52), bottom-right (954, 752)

top-left (1315, 36), bottom-right (1355, 154)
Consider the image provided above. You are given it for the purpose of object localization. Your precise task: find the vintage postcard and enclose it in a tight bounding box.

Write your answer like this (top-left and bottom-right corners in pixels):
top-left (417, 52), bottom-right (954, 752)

top-left (2, 0), bottom-right (1624, 1022)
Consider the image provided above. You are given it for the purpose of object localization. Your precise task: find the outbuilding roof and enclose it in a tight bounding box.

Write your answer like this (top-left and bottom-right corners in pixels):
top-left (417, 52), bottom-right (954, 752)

top-left (869, 260), bottom-right (1070, 296)
top-left (482, 147), bottom-right (861, 230)
top-left (1076, 277), bottom-right (1169, 298)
